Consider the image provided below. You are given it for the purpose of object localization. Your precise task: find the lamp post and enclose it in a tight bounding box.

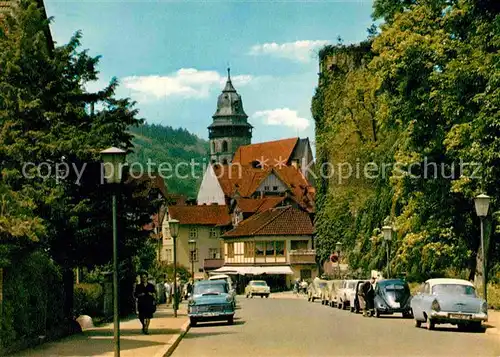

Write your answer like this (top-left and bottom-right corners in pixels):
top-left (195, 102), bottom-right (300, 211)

top-left (168, 219), bottom-right (179, 317)
top-left (188, 239), bottom-right (196, 283)
top-left (474, 194), bottom-right (491, 304)
top-left (335, 242), bottom-right (342, 279)
top-left (382, 225), bottom-right (392, 279)
top-left (100, 147), bottom-right (126, 357)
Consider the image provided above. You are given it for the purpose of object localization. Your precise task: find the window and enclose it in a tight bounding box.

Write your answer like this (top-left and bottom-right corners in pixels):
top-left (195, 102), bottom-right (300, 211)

top-left (209, 248), bottom-right (220, 259)
top-left (255, 242), bottom-right (265, 257)
top-left (190, 248), bottom-right (199, 262)
top-left (227, 242), bottom-right (234, 258)
top-left (209, 227), bottom-right (218, 238)
top-left (264, 186), bottom-right (270, 191)
top-left (164, 248), bottom-right (172, 263)
top-left (244, 242), bottom-right (255, 258)
top-left (222, 140), bottom-right (228, 152)
top-left (291, 240), bottom-right (309, 250)
top-left (222, 158), bottom-right (228, 165)
top-left (275, 241), bottom-right (285, 256)
top-left (189, 227), bottom-right (198, 239)
top-left (266, 241), bottom-right (274, 256)
top-left (255, 241), bottom-right (285, 257)
top-left (300, 269), bottom-right (311, 280)
top-left (273, 186), bottom-right (278, 191)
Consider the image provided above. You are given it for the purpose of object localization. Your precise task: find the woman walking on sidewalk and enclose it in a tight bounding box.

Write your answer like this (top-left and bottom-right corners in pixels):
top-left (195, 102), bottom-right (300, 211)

top-left (134, 271), bottom-right (157, 334)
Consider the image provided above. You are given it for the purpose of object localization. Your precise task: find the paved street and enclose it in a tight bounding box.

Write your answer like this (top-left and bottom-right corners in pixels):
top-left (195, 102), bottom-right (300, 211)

top-left (173, 296), bottom-right (500, 357)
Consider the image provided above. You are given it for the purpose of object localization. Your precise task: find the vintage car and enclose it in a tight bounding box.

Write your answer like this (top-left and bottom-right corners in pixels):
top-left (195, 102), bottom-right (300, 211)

top-left (327, 280), bottom-right (343, 307)
top-left (188, 280), bottom-right (235, 327)
top-left (307, 278), bottom-right (327, 302)
top-left (337, 279), bottom-right (358, 310)
top-left (245, 280), bottom-right (270, 298)
top-left (411, 278), bottom-right (488, 331)
top-left (374, 279), bottom-right (412, 318)
top-left (208, 274), bottom-right (236, 308)
top-left (349, 280), bottom-right (369, 313)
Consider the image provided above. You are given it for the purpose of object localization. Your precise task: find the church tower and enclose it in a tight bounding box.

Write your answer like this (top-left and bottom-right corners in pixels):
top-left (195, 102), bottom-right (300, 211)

top-left (208, 69), bottom-right (252, 165)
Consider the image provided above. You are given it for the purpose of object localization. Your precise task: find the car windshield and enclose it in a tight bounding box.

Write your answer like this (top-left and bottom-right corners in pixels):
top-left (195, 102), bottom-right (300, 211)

top-left (194, 283), bottom-right (228, 295)
top-left (432, 284), bottom-right (476, 296)
top-left (252, 281), bottom-right (267, 286)
top-left (384, 284), bottom-right (408, 292)
top-left (319, 283), bottom-right (326, 288)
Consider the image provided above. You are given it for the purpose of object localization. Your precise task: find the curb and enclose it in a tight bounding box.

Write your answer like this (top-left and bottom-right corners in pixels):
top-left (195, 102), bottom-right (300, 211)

top-left (153, 319), bottom-right (191, 357)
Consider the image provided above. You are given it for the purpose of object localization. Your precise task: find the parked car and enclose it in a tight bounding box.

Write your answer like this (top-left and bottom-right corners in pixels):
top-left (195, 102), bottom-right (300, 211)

top-left (337, 280), bottom-right (357, 310)
top-left (373, 279), bottom-right (412, 318)
top-left (188, 280), bottom-right (235, 327)
top-left (245, 280), bottom-right (270, 298)
top-left (411, 278), bottom-right (488, 331)
top-left (208, 274), bottom-right (236, 308)
top-left (349, 280), bottom-right (369, 313)
top-left (307, 278), bottom-right (327, 302)
top-left (327, 280), bottom-right (343, 307)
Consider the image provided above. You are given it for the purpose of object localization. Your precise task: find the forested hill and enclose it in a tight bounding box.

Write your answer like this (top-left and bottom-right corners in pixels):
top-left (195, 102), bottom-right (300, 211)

top-left (128, 124), bottom-right (209, 198)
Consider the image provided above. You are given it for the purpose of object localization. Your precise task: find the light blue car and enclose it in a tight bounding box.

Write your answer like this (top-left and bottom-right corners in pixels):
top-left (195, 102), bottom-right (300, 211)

top-left (411, 278), bottom-right (488, 331)
top-left (188, 280), bottom-right (235, 327)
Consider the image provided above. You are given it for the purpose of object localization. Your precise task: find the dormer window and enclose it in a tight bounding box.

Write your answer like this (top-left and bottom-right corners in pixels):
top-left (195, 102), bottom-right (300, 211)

top-left (251, 160), bottom-right (260, 168)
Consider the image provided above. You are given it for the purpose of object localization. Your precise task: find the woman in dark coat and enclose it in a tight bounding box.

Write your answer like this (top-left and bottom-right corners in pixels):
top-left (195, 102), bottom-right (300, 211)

top-left (134, 272), bottom-right (156, 334)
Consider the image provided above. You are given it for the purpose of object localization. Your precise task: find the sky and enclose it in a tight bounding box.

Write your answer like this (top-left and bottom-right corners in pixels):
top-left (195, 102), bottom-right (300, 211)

top-left (44, 0), bottom-right (375, 145)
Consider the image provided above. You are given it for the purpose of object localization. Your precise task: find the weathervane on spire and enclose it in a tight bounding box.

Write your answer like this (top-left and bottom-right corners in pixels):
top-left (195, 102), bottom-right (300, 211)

top-left (227, 64), bottom-right (231, 81)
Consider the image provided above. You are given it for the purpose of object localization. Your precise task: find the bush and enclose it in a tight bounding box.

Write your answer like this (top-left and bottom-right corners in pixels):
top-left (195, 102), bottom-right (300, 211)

top-left (1, 250), bottom-right (65, 350)
top-left (73, 283), bottom-right (104, 317)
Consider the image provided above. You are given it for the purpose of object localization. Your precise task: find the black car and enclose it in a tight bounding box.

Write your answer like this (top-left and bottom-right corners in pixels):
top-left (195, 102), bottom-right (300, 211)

top-left (374, 279), bottom-right (412, 318)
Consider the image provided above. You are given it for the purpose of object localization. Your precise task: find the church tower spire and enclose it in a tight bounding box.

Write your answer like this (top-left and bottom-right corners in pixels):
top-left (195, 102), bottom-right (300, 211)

top-left (208, 68), bottom-right (252, 165)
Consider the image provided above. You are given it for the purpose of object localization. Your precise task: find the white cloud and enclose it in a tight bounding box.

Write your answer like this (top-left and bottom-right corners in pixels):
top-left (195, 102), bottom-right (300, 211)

top-left (252, 108), bottom-right (310, 131)
top-left (249, 40), bottom-right (330, 63)
top-left (122, 68), bottom-right (254, 100)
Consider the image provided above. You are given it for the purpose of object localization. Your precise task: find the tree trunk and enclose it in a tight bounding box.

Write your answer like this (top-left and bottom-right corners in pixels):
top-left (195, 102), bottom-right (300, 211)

top-left (62, 268), bottom-right (74, 319)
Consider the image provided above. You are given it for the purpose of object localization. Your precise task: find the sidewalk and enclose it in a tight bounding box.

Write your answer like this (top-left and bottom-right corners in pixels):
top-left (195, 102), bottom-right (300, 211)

top-left (11, 304), bottom-right (190, 357)
top-left (269, 291), bottom-right (307, 299)
top-left (485, 309), bottom-right (500, 335)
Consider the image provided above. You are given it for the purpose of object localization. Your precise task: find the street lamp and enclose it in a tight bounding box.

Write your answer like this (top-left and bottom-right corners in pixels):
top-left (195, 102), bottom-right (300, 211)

top-left (474, 193), bottom-right (491, 304)
top-left (382, 225), bottom-right (392, 279)
top-left (100, 147), bottom-right (126, 357)
top-left (335, 242), bottom-right (342, 279)
top-left (168, 218), bottom-right (180, 317)
top-left (188, 239), bottom-right (196, 283)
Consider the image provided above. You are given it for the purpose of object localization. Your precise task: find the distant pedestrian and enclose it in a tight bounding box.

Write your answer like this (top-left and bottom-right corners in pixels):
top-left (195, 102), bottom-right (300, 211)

top-left (134, 272), bottom-right (156, 334)
top-left (164, 279), bottom-right (172, 305)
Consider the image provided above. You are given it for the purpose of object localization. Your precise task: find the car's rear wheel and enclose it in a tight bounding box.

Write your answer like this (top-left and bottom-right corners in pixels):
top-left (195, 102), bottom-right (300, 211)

top-left (265, 294), bottom-right (269, 298)
top-left (414, 319), bottom-right (421, 328)
top-left (190, 318), bottom-right (198, 327)
top-left (375, 309), bottom-right (381, 318)
top-left (338, 300), bottom-right (343, 309)
top-left (468, 321), bottom-right (482, 332)
top-left (227, 316), bottom-right (234, 325)
top-left (349, 306), bottom-right (354, 312)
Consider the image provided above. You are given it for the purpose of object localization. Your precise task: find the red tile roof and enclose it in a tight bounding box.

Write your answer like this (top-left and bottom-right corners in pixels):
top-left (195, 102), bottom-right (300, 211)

top-left (213, 165), bottom-right (269, 197)
top-left (168, 205), bottom-right (231, 226)
top-left (223, 206), bottom-right (313, 237)
top-left (232, 138), bottom-right (298, 167)
top-left (213, 164), bottom-right (315, 212)
top-left (235, 197), bottom-right (285, 214)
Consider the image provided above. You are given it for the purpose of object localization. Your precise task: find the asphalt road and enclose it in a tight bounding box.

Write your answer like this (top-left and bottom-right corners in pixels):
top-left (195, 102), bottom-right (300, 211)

top-left (172, 295), bottom-right (500, 357)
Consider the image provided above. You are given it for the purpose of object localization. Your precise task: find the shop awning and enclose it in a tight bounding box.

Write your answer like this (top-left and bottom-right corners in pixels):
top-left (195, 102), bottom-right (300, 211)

top-left (211, 266), bottom-right (294, 276)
